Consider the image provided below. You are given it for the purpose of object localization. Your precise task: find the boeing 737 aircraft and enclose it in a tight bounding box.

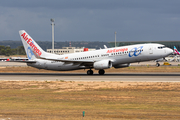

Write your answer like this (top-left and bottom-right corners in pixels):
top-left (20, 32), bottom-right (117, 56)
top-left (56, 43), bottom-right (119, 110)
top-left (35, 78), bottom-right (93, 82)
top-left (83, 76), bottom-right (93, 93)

top-left (18, 30), bottom-right (173, 75)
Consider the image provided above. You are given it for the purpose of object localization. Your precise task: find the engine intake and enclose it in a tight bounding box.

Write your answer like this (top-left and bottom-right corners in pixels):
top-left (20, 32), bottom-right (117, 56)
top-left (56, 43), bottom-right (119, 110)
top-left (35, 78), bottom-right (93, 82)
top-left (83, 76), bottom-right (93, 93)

top-left (93, 60), bottom-right (112, 70)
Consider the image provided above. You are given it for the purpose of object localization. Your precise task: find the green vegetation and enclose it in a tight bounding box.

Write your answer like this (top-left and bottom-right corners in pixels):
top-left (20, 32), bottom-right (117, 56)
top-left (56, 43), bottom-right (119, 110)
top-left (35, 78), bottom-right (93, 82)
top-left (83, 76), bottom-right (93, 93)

top-left (0, 40), bottom-right (109, 51)
top-left (109, 41), bottom-right (178, 49)
top-left (0, 45), bottom-right (25, 56)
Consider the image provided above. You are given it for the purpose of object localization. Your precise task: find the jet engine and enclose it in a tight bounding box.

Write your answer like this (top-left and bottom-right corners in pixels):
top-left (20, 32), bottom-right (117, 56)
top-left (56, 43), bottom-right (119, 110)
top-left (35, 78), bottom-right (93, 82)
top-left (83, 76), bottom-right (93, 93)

top-left (113, 63), bottom-right (130, 68)
top-left (93, 60), bottom-right (112, 70)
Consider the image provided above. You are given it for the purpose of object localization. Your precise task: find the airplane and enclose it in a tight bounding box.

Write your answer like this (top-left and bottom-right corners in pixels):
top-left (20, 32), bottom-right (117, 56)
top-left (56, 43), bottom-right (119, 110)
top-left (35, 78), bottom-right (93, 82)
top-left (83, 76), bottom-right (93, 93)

top-left (17, 30), bottom-right (173, 75)
top-left (174, 46), bottom-right (180, 55)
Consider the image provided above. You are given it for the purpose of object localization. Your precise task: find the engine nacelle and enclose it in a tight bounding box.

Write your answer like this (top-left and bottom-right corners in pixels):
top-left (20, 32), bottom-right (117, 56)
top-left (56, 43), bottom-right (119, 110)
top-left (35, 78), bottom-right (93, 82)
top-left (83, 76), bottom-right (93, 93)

top-left (113, 63), bottom-right (130, 68)
top-left (93, 60), bottom-right (112, 70)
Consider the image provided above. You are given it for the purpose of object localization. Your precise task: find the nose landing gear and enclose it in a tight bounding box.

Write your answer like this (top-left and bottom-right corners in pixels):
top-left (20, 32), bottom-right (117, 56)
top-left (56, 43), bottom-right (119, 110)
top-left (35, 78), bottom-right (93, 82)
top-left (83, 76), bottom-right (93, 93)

top-left (156, 62), bottom-right (160, 67)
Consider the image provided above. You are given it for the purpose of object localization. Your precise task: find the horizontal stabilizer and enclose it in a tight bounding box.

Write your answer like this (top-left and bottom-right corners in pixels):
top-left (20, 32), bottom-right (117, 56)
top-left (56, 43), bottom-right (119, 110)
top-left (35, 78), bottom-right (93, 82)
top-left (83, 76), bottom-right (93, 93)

top-left (7, 60), bottom-right (36, 63)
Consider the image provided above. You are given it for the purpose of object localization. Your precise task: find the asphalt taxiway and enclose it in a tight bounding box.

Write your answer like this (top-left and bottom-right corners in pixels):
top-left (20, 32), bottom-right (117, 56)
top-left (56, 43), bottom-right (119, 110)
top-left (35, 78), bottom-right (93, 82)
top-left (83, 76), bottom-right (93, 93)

top-left (0, 61), bottom-right (180, 82)
top-left (0, 73), bottom-right (180, 82)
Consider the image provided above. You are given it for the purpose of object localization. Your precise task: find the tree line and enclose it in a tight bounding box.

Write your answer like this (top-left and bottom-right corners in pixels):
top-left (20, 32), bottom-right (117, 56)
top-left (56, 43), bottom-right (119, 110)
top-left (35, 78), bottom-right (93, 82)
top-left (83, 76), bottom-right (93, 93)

top-left (0, 45), bottom-right (26, 56)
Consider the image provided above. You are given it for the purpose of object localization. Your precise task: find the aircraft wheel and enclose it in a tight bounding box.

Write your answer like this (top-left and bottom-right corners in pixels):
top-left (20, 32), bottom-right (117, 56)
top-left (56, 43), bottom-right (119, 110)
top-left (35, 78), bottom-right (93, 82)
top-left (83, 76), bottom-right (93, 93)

top-left (156, 62), bottom-right (160, 67)
top-left (87, 70), bottom-right (93, 75)
top-left (99, 69), bottom-right (105, 75)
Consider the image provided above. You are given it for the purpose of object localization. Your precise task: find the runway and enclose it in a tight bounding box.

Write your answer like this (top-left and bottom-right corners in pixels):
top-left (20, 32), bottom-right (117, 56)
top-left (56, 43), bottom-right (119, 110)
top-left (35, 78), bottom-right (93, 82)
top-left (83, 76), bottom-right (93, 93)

top-left (0, 73), bottom-right (180, 82)
top-left (1, 61), bottom-right (180, 66)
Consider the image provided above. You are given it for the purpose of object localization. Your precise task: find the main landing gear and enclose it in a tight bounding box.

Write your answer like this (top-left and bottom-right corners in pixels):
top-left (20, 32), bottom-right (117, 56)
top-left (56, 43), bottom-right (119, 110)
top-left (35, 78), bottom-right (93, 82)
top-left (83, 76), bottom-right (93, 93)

top-left (87, 69), bottom-right (93, 75)
top-left (98, 69), bottom-right (105, 75)
top-left (87, 69), bottom-right (105, 75)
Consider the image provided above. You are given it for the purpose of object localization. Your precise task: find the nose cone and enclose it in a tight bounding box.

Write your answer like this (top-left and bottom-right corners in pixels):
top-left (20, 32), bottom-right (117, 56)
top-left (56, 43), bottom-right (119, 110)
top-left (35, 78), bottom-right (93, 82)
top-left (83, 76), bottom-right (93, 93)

top-left (167, 48), bottom-right (173, 55)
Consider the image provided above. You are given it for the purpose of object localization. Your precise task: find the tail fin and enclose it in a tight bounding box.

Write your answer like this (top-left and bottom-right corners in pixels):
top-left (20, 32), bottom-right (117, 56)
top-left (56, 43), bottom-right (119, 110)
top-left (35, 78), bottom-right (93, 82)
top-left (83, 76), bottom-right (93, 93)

top-left (174, 46), bottom-right (180, 55)
top-left (19, 30), bottom-right (46, 60)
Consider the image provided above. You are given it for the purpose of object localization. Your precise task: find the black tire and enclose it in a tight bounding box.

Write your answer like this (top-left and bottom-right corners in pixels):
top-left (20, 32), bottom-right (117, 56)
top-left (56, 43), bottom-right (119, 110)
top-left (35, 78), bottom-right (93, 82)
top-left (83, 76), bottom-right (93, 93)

top-left (87, 70), bottom-right (93, 75)
top-left (156, 63), bottom-right (160, 67)
top-left (98, 69), bottom-right (105, 75)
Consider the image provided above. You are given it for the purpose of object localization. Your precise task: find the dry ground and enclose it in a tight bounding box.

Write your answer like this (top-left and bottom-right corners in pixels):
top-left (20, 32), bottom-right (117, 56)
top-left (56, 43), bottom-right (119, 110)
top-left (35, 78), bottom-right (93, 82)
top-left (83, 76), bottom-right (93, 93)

top-left (0, 66), bottom-right (180, 119)
top-left (0, 81), bottom-right (180, 120)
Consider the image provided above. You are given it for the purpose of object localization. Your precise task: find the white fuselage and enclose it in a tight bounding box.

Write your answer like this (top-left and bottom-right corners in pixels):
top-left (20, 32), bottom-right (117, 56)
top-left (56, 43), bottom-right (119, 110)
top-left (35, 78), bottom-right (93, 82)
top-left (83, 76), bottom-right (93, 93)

top-left (27, 43), bottom-right (173, 71)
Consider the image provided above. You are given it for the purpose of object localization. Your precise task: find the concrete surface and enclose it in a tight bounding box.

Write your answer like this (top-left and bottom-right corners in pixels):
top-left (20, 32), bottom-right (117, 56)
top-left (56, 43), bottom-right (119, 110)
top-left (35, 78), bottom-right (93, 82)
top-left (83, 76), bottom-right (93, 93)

top-left (0, 73), bottom-right (180, 82)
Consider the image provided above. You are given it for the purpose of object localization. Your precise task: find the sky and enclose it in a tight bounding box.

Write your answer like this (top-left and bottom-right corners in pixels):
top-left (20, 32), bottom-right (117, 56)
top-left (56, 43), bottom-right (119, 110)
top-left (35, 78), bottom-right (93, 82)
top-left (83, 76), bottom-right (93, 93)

top-left (1, 0), bottom-right (180, 42)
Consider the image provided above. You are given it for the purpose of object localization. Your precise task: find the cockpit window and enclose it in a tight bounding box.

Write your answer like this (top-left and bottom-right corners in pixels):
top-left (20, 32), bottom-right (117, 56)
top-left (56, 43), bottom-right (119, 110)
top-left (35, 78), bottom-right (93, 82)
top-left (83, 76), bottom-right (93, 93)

top-left (158, 46), bottom-right (166, 49)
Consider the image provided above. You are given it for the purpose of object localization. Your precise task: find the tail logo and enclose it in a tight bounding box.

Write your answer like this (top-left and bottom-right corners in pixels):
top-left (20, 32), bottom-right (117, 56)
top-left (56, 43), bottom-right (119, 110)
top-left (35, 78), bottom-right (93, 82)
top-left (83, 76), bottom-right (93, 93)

top-left (27, 47), bottom-right (34, 59)
top-left (21, 32), bottom-right (42, 57)
top-left (174, 49), bottom-right (180, 55)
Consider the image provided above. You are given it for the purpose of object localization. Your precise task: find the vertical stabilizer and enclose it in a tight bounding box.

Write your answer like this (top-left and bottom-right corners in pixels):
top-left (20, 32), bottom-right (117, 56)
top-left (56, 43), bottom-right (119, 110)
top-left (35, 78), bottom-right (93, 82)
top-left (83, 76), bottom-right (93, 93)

top-left (174, 46), bottom-right (180, 55)
top-left (19, 30), bottom-right (45, 60)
